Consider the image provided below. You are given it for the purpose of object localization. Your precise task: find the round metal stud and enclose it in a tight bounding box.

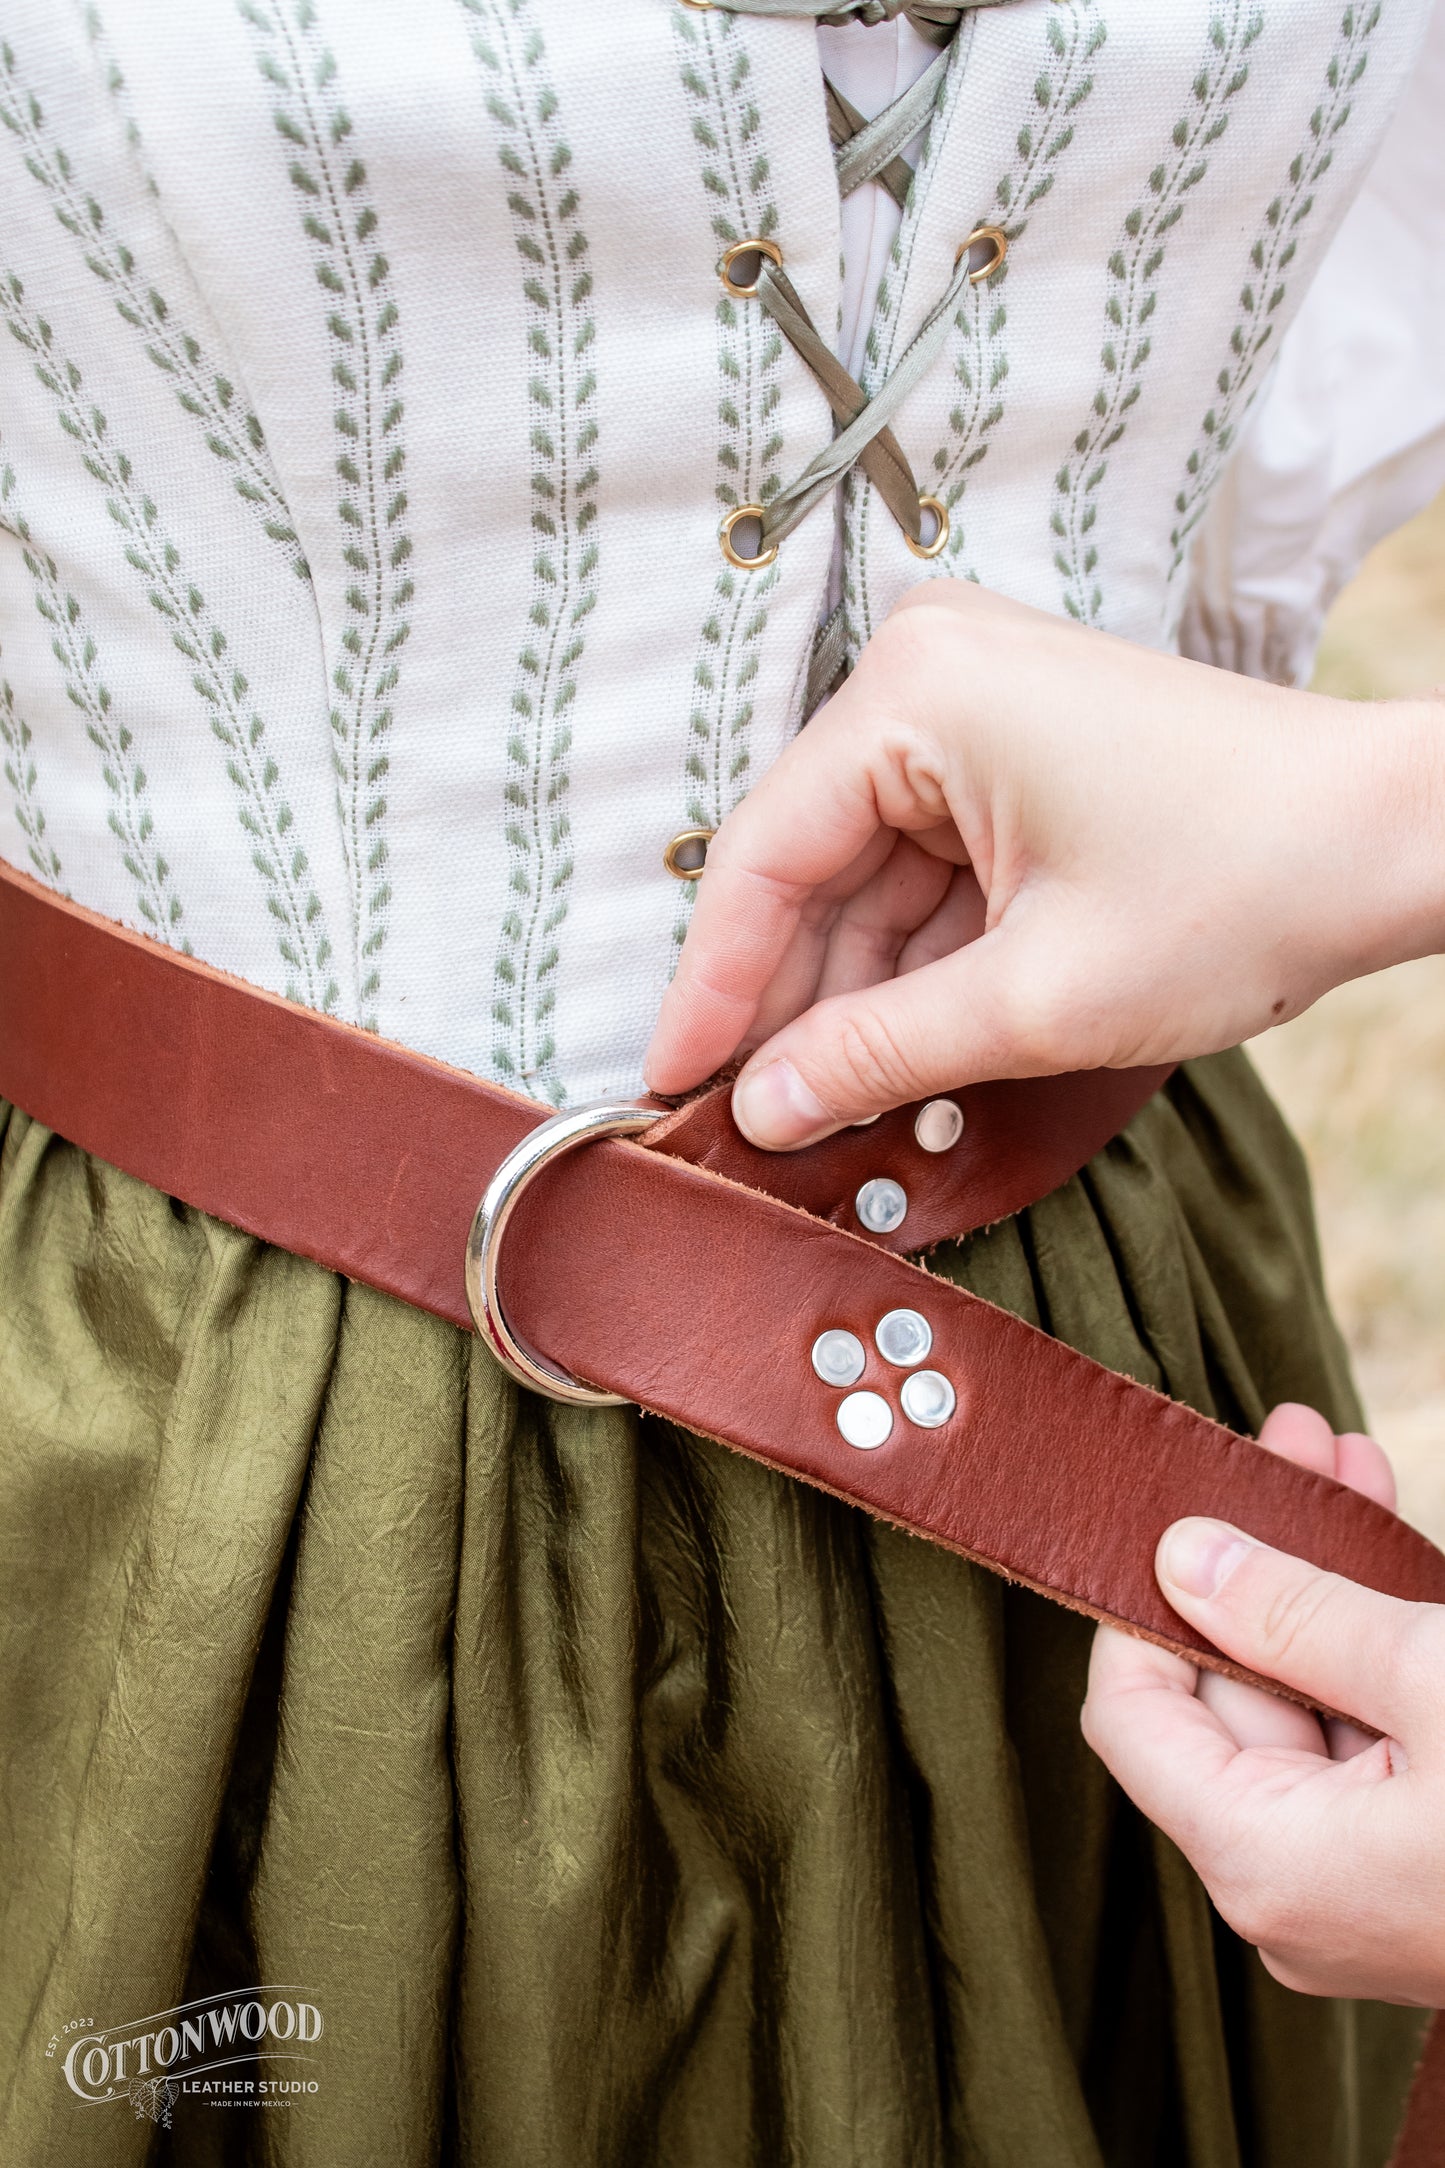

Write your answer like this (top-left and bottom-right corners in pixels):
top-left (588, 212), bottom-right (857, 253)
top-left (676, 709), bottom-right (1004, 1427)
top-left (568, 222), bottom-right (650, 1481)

top-left (956, 223), bottom-right (1009, 284)
top-left (837, 1390), bottom-right (894, 1451)
top-left (663, 826), bottom-right (714, 881)
top-left (719, 236), bottom-right (783, 299)
top-left (900, 1369), bottom-right (957, 1429)
top-left (855, 1177), bottom-right (908, 1236)
top-left (850, 1113), bottom-right (882, 1128)
top-left (904, 494), bottom-right (950, 561)
top-left (874, 1308), bottom-right (932, 1368)
top-left (812, 1329), bottom-right (866, 1389)
top-left (719, 504), bottom-right (777, 571)
top-left (914, 1097), bottom-right (965, 1153)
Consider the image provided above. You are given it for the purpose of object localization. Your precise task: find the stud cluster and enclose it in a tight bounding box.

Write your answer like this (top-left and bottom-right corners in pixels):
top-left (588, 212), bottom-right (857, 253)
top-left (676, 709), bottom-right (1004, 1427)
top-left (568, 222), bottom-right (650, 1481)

top-left (811, 1308), bottom-right (958, 1450)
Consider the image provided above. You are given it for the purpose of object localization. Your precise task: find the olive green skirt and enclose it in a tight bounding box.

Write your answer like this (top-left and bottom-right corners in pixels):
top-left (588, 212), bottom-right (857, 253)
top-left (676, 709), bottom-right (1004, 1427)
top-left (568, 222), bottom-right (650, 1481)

top-left (0, 1053), bottom-right (1426, 2166)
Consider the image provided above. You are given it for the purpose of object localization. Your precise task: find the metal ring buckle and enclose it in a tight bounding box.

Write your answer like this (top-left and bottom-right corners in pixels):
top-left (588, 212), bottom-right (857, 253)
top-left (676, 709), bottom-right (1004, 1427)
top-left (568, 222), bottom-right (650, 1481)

top-left (465, 1100), bottom-right (665, 1406)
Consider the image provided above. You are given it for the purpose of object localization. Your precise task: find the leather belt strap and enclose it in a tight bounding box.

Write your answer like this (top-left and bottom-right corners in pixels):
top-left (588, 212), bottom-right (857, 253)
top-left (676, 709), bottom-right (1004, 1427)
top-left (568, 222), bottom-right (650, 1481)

top-left (4, 856), bottom-right (1442, 1677)
top-left (0, 856), bottom-right (1441, 2164)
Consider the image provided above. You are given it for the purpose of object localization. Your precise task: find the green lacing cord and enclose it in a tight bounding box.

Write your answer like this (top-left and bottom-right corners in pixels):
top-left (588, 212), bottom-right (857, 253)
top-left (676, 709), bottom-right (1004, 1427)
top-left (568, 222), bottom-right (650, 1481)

top-left (828, 45), bottom-right (953, 202)
top-left (700, 0), bottom-right (1009, 567)
top-left (749, 239), bottom-right (1000, 551)
top-left (699, 1), bottom-right (997, 39)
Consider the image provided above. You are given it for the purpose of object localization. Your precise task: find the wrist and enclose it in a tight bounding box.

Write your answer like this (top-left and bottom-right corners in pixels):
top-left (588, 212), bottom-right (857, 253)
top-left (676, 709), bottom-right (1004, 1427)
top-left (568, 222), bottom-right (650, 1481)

top-left (1307, 690), bottom-right (1445, 987)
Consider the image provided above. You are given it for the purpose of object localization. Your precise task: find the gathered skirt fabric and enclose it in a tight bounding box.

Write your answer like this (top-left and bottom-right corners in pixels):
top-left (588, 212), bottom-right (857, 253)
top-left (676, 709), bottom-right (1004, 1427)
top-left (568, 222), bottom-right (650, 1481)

top-left (0, 1051), bottom-right (1426, 2167)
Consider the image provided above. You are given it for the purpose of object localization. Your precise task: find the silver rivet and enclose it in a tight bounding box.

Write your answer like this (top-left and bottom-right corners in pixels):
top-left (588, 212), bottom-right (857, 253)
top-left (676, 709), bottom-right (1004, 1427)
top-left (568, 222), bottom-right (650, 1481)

top-left (811, 1329), bottom-right (866, 1388)
top-left (837, 1390), bottom-right (894, 1450)
top-left (850, 1113), bottom-right (882, 1127)
top-left (874, 1308), bottom-right (932, 1367)
top-left (855, 1177), bottom-right (908, 1234)
top-left (914, 1098), bottom-right (965, 1153)
top-left (900, 1370), bottom-right (956, 1429)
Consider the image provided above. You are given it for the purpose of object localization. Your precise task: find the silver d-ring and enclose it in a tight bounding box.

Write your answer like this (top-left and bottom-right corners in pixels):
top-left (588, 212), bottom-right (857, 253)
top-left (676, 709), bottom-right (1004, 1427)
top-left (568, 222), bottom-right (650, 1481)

top-left (465, 1100), bottom-right (665, 1406)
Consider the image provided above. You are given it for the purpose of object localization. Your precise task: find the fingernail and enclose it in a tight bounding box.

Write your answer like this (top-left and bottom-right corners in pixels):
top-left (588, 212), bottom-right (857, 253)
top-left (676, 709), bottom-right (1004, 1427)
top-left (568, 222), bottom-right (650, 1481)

top-left (1158, 1518), bottom-right (1255, 1600)
top-left (732, 1059), bottom-right (832, 1149)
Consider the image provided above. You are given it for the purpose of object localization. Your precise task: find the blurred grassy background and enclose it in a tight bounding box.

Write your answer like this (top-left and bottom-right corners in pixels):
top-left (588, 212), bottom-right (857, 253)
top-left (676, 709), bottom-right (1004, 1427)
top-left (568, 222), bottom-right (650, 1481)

top-left (1247, 491), bottom-right (1445, 1542)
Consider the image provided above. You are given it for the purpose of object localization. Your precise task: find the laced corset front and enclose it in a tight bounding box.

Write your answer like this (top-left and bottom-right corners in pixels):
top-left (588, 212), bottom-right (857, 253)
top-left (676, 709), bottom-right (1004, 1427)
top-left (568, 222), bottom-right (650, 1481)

top-left (0, 0), bottom-right (1430, 1102)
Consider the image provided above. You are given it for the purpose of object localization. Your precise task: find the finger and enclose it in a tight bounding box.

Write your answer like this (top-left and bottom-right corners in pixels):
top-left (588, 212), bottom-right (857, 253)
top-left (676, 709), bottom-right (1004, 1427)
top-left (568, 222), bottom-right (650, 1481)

top-left (739, 855), bottom-right (986, 1100)
top-left (1155, 1518), bottom-right (1431, 1737)
top-left (1087, 1618), bottom-right (1199, 1708)
top-left (1256, 1400), bottom-right (1338, 1478)
top-left (1192, 1407), bottom-right (1373, 1755)
top-left (1082, 1625), bottom-right (1243, 1834)
top-left (1256, 1402), bottom-right (1396, 1512)
top-left (1085, 1623), bottom-right (1402, 1921)
top-left (1196, 1669), bottom-right (1329, 1755)
top-left (895, 864), bottom-right (987, 976)
top-left (1085, 1594), bottom-right (1328, 1762)
top-left (648, 811), bottom-right (895, 1094)
top-left (1336, 1430), bottom-right (1397, 1512)
top-left (814, 838), bottom-right (955, 1004)
top-left (738, 832), bottom-right (952, 1060)
top-left (734, 891), bottom-right (844, 1062)
top-left (1250, 1404), bottom-right (1396, 1757)
top-left (645, 694), bottom-right (914, 1094)
top-left (727, 912), bottom-right (1072, 1149)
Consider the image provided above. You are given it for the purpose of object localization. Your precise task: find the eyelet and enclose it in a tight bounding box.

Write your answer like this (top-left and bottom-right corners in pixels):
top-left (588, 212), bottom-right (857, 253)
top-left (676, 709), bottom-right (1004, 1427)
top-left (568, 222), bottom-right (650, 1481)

top-left (663, 827), bottom-right (714, 881)
top-left (904, 495), bottom-right (949, 561)
top-left (719, 504), bottom-right (777, 570)
top-left (956, 224), bottom-right (1008, 284)
top-left (719, 238), bottom-right (783, 300)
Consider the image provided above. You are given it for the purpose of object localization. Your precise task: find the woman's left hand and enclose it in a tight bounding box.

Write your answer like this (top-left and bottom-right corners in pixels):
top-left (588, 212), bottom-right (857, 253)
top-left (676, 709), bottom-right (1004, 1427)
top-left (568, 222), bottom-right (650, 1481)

top-left (1082, 1402), bottom-right (1445, 2005)
top-left (643, 582), bottom-right (1445, 1142)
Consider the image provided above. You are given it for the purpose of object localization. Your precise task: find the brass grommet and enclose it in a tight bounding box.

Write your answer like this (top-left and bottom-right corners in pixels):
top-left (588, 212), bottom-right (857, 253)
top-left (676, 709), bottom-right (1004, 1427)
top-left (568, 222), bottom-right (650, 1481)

top-left (719, 237), bottom-right (784, 300)
top-left (956, 223), bottom-right (1008, 284)
top-left (663, 827), bottom-right (715, 881)
top-left (904, 495), bottom-right (949, 561)
top-left (719, 504), bottom-right (778, 570)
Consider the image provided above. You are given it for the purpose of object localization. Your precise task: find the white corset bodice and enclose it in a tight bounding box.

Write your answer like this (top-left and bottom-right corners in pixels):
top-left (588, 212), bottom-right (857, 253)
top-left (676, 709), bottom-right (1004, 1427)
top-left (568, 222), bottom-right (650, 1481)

top-left (0, 0), bottom-right (1439, 1102)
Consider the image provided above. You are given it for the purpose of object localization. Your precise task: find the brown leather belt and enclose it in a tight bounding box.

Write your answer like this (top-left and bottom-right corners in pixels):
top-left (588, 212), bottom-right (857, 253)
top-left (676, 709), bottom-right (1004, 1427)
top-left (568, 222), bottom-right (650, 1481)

top-left (1, 856), bottom-right (1441, 2164)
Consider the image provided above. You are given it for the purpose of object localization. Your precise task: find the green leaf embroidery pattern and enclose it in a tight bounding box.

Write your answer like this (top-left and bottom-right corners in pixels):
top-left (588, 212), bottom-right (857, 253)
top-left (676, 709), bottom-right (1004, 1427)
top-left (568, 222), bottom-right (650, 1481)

top-left (1168, 1), bottom-right (1381, 578)
top-left (81, 4), bottom-right (159, 196)
top-left (240, 0), bottom-right (410, 1031)
top-left (1054, 1), bottom-right (1263, 625)
top-left (1, 462), bottom-right (186, 940)
top-left (463, 0), bottom-right (597, 1102)
top-left (672, 4), bottom-right (782, 955)
top-left (926, 2), bottom-right (1105, 576)
top-left (0, 665), bottom-right (60, 887)
top-left (0, 37), bottom-right (306, 577)
top-left (846, 18), bottom-right (974, 655)
top-left (0, 277), bottom-right (336, 1008)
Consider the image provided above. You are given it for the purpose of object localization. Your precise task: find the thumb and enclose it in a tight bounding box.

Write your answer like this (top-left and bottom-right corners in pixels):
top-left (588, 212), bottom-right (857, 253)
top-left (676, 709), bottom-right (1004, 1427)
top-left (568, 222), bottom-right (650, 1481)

top-left (729, 921), bottom-right (1066, 1149)
top-left (1156, 1517), bottom-right (1433, 1738)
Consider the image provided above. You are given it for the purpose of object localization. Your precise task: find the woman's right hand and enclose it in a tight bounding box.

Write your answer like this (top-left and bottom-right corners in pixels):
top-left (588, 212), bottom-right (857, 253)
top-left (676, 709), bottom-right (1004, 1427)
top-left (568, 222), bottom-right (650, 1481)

top-left (1084, 1403), bottom-right (1445, 2008)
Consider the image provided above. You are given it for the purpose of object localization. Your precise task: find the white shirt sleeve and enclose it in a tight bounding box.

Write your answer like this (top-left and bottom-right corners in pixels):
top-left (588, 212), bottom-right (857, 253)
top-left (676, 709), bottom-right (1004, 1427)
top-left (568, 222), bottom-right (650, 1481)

top-left (1178, 0), bottom-right (1445, 684)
